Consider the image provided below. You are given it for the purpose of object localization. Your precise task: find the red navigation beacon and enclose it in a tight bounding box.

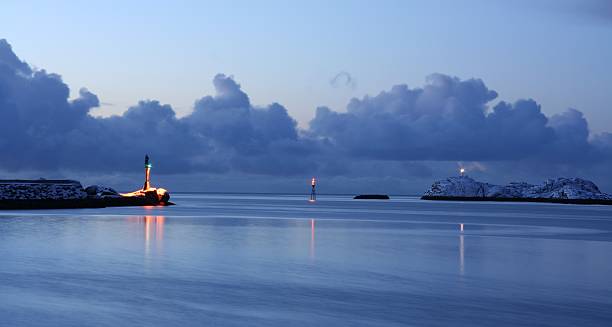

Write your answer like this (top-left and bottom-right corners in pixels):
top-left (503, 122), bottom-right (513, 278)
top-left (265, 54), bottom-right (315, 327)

top-left (310, 177), bottom-right (317, 202)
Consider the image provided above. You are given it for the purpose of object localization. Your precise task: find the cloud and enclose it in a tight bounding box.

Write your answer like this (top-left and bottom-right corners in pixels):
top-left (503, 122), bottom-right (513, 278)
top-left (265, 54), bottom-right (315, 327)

top-left (575, 0), bottom-right (612, 22)
top-left (314, 74), bottom-right (530, 161)
top-left (310, 73), bottom-right (611, 166)
top-left (546, 0), bottom-right (612, 23)
top-left (330, 71), bottom-right (356, 89)
top-left (310, 73), bottom-right (612, 191)
top-left (190, 74), bottom-right (299, 152)
top-left (0, 39), bottom-right (31, 75)
top-left (1, 39), bottom-right (612, 192)
top-left (0, 42), bottom-right (316, 176)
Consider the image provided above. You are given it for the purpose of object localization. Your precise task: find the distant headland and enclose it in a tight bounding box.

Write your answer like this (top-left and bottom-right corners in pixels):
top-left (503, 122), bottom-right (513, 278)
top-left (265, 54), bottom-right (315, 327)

top-left (422, 175), bottom-right (612, 205)
top-left (0, 155), bottom-right (172, 210)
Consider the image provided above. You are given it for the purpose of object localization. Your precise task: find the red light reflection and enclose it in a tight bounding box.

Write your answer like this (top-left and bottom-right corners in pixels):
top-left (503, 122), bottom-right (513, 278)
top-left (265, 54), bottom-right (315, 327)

top-left (310, 219), bottom-right (315, 259)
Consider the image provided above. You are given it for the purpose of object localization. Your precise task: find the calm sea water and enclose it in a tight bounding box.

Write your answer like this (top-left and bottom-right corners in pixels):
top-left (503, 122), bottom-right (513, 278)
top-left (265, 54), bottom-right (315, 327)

top-left (1, 194), bottom-right (612, 326)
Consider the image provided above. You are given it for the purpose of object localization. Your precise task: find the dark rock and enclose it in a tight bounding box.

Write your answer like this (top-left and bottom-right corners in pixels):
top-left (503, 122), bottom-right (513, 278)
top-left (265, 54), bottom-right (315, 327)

top-left (85, 185), bottom-right (98, 196)
top-left (85, 185), bottom-right (121, 198)
top-left (354, 194), bottom-right (390, 200)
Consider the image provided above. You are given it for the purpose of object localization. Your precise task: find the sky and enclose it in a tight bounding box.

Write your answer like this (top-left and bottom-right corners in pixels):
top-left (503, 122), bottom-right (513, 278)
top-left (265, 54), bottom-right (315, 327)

top-left (0, 0), bottom-right (611, 194)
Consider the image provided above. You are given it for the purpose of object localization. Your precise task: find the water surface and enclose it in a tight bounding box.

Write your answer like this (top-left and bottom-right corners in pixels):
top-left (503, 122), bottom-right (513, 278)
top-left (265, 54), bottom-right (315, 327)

top-left (1, 194), bottom-right (612, 326)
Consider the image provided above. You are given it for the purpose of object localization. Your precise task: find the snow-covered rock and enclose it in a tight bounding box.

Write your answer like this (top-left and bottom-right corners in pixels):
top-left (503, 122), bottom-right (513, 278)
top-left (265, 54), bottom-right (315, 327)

top-left (424, 176), bottom-right (491, 197)
top-left (423, 176), bottom-right (612, 200)
top-left (85, 185), bottom-right (121, 198)
top-left (0, 180), bottom-right (87, 200)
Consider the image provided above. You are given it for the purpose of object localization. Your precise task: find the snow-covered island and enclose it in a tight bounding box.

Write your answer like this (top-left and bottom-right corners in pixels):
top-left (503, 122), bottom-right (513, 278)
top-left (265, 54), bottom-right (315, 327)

top-left (422, 176), bottom-right (612, 205)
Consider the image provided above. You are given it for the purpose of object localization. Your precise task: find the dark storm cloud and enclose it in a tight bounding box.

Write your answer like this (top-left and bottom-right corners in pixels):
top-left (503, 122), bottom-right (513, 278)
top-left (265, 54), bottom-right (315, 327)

top-left (1, 38), bottom-right (611, 189)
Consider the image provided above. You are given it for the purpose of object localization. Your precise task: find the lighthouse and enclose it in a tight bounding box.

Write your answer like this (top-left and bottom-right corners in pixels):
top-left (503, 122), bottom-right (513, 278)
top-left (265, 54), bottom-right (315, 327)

top-left (310, 177), bottom-right (317, 202)
top-left (143, 154), bottom-right (152, 190)
top-left (119, 154), bottom-right (171, 205)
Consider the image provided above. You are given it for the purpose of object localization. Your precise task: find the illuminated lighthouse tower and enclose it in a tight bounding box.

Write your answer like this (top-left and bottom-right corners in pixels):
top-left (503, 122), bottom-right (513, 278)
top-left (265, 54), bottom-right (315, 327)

top-left (120, 154), bottom-right (171, 205)
top-left (143, 154), bottom-right (152, 190)
top-left (310, 177), bottom-right (317, 202)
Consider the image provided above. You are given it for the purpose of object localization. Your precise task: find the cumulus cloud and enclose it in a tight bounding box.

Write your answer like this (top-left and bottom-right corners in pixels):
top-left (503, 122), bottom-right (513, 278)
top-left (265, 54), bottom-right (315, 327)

top-left (0, 41), bottom-right (316, 176)
top-left (312, 75), bottom-right (554, 161)
top-left (310, 74), bottom-right (611, 167)
top-left (1, 39), bottom-right (612, 192)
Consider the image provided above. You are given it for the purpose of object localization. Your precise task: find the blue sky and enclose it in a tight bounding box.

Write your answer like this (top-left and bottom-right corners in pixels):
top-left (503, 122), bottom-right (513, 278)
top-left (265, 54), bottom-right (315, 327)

top-left (1, 0), bottom-right (611, 130)
top-left (1, 0), bottom-right (612, 193)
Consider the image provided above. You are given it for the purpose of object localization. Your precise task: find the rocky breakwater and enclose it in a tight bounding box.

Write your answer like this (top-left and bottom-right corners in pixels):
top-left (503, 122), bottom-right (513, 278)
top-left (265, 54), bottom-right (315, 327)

top-left (0, 180), bottom-right (172, 210)
top-left (422, 176), bottom-right (612, 205)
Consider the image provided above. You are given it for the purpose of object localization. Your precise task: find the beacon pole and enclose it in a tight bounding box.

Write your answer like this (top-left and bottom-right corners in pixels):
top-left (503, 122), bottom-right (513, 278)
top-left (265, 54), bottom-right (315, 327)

top-left (310, 177), bottom-right (317, 202)
top-left (143, 154), bottom-right (152, 190)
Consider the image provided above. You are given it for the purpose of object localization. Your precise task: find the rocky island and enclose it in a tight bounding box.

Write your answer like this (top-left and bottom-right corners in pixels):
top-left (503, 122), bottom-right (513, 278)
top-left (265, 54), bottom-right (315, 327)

top-left (422, 176), bottom-right (612, 205)
top-left (0, 155), bottom-right (172, 210)
top-left (353, 194), bottom-right (390, 200)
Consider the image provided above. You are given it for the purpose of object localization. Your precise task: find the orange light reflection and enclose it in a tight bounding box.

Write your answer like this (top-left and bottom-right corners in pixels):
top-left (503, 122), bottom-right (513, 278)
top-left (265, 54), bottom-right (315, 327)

top-left (133, 215), bottom-right (166, 257)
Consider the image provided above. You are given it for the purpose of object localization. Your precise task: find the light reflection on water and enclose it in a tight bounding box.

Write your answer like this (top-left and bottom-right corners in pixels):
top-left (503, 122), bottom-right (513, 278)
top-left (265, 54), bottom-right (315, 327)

top-left (127, 215), bottom-right (166, 259)
top-left (1, 194), bottom-right (612, 326)
top-left (310, 219), bottom-right (315, 259)
top-left (459, 233), bottom-right (465, 275)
